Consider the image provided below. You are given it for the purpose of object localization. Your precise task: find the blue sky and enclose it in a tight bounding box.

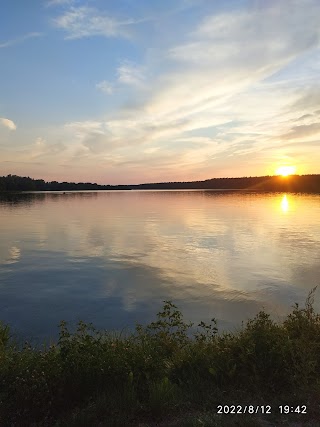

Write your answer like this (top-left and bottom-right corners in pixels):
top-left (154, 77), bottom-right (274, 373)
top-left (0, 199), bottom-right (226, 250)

top-left (1, 0), bottom-right (320, 184)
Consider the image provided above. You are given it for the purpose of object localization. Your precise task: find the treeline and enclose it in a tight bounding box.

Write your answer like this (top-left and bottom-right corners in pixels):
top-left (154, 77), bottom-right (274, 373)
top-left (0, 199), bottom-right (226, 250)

top-left (137, 174), bottom-right (320, 192)
top-left (0, 173), bottom-right (320, 192)
top-left (0, 175), bottom-right (131, 192)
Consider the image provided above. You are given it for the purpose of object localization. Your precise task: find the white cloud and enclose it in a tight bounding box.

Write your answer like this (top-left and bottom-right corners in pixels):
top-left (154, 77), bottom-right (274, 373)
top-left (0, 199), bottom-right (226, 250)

top-left (53, 6), bottom-right (136, 39)
top-left (117, 61), bottom-right (145, 86)
top-left (0, 118), bottom-right (17, 130)
top-left (0, 32), bottom-right (42, 48)
top-left (65, 120), bottom-right (105, 136)
top-left (96, 80), bottom-right (113, 94)
top-left (49, 1), bottom-right (320, 181)
top-left (4, 1), bottom-right (320, 183)
top-left (64, 120), bottom-right (116, 153)
top-left (93, 64), bottom-right (145, 97)
top-left (155, 2), bottom-right (320, 122)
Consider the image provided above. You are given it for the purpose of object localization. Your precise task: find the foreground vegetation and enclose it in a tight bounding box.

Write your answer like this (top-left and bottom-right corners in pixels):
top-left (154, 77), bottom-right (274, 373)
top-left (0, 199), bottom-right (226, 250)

top-left (1, 290), bottom-right (320, 426)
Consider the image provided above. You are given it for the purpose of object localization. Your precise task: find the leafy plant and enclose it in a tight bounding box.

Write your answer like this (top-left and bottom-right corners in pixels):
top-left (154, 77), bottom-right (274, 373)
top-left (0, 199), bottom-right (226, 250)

top-left (0, 291), bottom-right (320, 426)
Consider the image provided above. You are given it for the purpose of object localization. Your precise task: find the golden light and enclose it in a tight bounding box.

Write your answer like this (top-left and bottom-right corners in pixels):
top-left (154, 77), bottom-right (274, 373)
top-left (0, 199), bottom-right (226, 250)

top-left (281, 194), bottom-right (289, 213)
top-left (275, 165), bottom-right (296, 176)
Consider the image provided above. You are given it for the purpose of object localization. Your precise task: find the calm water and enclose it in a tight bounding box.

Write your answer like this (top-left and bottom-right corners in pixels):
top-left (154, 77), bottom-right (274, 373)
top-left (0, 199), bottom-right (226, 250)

top-left (0, 190), bottom-right (319, 343)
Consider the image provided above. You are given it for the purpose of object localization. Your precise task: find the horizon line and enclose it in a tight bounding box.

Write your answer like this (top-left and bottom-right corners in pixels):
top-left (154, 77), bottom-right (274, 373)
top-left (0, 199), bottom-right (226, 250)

top-left (2, 172), bottom-right (320, 187)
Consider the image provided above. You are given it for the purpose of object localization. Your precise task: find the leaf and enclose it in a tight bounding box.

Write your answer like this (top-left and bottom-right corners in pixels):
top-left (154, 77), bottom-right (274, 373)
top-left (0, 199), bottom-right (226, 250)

top-left (209, 367), bottom-right (216, 376)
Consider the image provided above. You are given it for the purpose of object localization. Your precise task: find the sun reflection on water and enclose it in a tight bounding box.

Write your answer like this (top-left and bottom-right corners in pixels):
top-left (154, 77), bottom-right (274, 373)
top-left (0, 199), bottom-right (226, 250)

top-left (281, 195), bottom-right (289, 213)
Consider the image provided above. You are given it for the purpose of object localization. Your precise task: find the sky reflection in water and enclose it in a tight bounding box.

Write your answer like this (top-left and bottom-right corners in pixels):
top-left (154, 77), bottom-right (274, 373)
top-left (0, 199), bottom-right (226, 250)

top-left (0, 191), bottom-right (319, 343)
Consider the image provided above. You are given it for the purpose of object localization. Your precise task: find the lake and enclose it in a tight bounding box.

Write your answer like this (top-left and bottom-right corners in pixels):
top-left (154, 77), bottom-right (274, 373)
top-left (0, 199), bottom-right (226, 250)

top-left (0, 190), bottom-right (319, 343)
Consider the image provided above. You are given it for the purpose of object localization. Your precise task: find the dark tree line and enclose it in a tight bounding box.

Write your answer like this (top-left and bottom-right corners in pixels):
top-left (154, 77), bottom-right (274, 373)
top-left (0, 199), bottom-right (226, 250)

top-left (0, 175), bottom-right (130, 192)
top-left (0, 173), bottom-right (319, 193)
top-left (137, 175), bottom-right (320, 192)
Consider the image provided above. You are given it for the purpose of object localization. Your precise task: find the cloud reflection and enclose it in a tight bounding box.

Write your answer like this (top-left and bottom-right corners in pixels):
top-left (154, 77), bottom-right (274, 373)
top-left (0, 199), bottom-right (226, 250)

top-left (0, 191), bottom-right (319, 342)
top-left (5, 246), bottom-right (21, 265)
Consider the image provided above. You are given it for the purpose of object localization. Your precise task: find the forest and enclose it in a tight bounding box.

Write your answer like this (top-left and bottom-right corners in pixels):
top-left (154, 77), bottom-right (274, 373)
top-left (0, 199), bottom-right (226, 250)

top-left (0, 173), bottom-right (320, 192)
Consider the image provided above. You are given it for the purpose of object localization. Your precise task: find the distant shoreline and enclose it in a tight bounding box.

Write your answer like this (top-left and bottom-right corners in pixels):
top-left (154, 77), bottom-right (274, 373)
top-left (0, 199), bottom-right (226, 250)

top-left (1, 173), bottom-right (320, 193)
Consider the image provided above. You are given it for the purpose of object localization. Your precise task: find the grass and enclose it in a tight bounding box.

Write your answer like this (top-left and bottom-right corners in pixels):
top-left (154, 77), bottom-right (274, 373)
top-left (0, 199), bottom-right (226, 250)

top-left (1, 288), bottom-right (320, 426)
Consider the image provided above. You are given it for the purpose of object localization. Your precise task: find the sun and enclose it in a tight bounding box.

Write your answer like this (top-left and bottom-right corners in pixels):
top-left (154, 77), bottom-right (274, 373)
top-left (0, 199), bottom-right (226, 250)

top-left (275, 166), bottom-right (296, 177)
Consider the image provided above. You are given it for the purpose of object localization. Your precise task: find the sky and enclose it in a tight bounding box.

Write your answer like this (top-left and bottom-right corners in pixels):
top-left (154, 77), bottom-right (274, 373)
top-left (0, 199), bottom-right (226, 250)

top-left (0, 0), bottom-right (320, 184)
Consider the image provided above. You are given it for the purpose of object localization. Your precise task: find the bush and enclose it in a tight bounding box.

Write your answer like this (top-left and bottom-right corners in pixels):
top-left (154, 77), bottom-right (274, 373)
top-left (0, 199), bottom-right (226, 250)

top-left (0, 290), bottom-right (320, 426)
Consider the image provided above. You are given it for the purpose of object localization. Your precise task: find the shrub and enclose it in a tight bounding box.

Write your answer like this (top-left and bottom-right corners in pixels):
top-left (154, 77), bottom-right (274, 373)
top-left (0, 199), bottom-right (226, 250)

top-left (0, 291), bottom-right (319, 426)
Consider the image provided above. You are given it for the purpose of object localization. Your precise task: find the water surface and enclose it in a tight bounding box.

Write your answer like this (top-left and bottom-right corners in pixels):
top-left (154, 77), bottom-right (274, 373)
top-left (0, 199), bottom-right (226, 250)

top-left (0, 191), bottom-right (319, 342)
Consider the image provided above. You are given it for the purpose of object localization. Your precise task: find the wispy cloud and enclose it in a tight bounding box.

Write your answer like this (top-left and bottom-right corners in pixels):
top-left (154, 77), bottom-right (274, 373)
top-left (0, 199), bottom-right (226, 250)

top-left (281, 123), bottom-right (320, 140)
top-left (58, 1), bottom-right (320, 180)
top-left (0, 118), bottom-right (16, 130)
top-left (96, 80), bottom-right (113, 94)
top-left (53, 6), bottom-right (139, 39)
top-left (96, 63), bottom-right (145, 95)
top-left (0, 32), bottom-right (42, 48)
top-left (64, 120), bottom-right (111, 154)
top-left (117, 61), bottom-right (145, 86)
top-left (3, 1), bottom-right (320, 183)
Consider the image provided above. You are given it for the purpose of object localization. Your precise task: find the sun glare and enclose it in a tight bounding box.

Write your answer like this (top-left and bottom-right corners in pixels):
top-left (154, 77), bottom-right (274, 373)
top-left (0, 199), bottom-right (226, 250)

top-left (275, 166), bottom-right (296, 177)
top-left (281, 195), bottom-right (289, 213)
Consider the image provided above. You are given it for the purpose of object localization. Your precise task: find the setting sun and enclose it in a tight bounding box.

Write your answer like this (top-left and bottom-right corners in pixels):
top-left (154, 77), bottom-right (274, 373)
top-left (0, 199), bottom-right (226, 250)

top-left (275, 166), bottom-right (296, 177)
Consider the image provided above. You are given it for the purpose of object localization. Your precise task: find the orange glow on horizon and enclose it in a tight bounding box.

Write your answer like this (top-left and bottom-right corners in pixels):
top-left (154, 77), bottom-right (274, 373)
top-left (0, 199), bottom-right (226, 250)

top-left (275, 166), bottom-right (296, 177)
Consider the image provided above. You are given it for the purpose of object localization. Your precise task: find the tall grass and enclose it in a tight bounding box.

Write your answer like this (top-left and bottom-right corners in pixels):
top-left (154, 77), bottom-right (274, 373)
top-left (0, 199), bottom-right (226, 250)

top-left (1, 289), bottom-right (320, 426)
